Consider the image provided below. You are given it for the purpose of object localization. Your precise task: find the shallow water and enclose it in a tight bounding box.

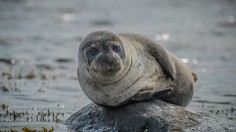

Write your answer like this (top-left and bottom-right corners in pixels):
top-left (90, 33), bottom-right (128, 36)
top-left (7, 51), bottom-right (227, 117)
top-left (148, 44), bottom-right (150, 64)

top-left (0, 0), bottom-right (236, 131)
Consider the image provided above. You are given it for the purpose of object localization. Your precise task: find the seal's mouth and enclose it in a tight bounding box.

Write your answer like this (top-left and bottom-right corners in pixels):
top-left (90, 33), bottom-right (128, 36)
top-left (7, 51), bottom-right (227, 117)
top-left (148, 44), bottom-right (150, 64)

top-left (92, 61), bottom-right (123, 77)
top-left (102, 69), bottom-right (119, 76)
top-left (91, 54), bottom-right (123, 77)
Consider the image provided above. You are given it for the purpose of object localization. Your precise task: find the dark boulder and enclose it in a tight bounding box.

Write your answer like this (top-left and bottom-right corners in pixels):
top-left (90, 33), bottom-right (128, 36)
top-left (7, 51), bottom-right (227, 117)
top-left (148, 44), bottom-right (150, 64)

top-left (66, 99), bottom-right (236, 132)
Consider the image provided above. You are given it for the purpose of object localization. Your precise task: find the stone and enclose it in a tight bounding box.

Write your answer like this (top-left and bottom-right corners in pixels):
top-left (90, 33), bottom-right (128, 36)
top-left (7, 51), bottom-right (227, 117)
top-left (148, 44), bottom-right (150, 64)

top-left (66, 99), bottom-right (236, 132)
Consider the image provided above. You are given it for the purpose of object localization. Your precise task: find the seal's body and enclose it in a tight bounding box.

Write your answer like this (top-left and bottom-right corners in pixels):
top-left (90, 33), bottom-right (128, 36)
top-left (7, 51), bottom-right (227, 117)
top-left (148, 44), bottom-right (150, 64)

top-left (78, 31), bottom-right (197, 107)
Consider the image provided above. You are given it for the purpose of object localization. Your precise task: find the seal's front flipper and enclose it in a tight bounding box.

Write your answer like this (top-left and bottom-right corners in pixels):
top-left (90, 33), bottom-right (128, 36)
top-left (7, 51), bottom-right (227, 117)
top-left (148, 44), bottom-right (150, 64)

top-left (146, 42), bottom-right (176, 81)
top-left (118, 33), bottom-right (176, 80)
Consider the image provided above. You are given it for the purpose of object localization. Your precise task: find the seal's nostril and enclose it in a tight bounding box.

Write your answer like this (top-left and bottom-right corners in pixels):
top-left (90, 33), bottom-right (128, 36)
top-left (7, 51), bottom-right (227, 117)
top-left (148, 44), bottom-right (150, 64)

top-left (103, 56), bottom-right (115, 65)
top-left (107, 69), bottom-right (114, 72)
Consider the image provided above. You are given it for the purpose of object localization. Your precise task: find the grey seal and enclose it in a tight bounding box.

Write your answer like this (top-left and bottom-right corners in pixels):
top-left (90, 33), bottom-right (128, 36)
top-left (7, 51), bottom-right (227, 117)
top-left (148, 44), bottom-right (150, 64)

top-left (77, 31), bottom-right (197, 107)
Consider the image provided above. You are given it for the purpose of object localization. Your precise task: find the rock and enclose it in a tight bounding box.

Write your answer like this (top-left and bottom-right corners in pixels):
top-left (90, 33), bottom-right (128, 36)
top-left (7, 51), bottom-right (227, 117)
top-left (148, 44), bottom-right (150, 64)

top-left (66, 99), bottom-right (236, 132)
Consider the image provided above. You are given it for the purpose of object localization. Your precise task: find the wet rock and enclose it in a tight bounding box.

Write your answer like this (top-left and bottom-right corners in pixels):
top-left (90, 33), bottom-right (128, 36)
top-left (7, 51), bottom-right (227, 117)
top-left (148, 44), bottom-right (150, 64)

top-left (36, 64), bottom-right (53, 70)
top-left (0, 58), bottom-right (16, 65)
top-left (55, 58), bottom-right (73, 63)
top-left (90, 19), bottom-right (113, 26)
top-left (66, 99), bottom-right (236, 132)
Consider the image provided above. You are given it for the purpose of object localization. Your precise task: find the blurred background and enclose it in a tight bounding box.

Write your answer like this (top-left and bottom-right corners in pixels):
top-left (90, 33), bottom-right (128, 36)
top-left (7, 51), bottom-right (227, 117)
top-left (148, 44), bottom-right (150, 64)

top-left (0, 0), bottom-right (235, 131)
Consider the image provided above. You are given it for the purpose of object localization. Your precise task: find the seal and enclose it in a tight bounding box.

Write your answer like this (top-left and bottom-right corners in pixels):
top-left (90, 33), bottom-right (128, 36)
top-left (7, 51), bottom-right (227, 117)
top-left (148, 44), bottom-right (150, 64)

top-left (77, 31), bottom-right (197, 107)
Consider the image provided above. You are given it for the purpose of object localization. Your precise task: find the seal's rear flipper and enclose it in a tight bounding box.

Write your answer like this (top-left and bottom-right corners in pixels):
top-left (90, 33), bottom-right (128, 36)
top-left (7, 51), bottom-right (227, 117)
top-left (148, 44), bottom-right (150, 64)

top-left (192, 72), bottom-right (198, 82)
top-left (154, 88), bottom-right (173, 99)
top-left (130, 88), bottom-right (173, 101)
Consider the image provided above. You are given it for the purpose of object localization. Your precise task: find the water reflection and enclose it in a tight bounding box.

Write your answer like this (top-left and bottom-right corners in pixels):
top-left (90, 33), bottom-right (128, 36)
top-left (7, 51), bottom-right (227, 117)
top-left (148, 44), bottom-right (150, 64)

top-left (180, 58), bottom-right (198, 64)
top-left (62, 13), bottom-right (75, 22)
top-left (227, 15), bottom-right (235, 24)
top-left (154, 33), bottom-right (170, 41)
top-left (181, 58), bottom-right (189, 63)
top-left (0, 58), bottom-right (25, 65)
top-left (213, 4), bottom-right (221, 13)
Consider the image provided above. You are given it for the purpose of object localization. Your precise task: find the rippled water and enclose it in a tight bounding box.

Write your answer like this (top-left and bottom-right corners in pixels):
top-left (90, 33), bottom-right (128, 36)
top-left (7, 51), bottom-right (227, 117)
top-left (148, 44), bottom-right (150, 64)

top-left (0, 0), bottom-right (236, 131)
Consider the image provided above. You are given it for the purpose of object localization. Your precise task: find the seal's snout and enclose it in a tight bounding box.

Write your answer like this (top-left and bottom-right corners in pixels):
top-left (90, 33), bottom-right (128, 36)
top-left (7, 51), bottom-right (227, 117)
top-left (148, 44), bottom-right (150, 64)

top-left (92, 54), bottom-right (122, 76)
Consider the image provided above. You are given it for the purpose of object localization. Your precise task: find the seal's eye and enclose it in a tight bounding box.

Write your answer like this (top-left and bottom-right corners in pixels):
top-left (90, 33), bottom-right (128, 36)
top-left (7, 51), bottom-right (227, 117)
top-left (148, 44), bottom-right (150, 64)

top-left (112, 45), bottom-right (121, 52)
top-left (88, 47), bottom-right (99, 56)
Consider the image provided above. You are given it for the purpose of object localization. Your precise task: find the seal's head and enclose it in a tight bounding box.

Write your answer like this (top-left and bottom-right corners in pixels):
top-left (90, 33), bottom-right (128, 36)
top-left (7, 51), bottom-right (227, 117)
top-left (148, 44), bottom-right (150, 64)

top-left (78, 31), bottom-right (134, 106)
top-left (79, 31), bottom-right (126, 78)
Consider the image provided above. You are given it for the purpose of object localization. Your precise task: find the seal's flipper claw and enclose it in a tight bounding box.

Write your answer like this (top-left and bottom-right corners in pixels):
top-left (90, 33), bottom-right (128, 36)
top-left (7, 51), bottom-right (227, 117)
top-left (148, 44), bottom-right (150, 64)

top-left (131, 88), bottom-right (173, 101)
top-left (130, 91), bottom-right (155, 101)
top-left (154, 88), bottom-right (173, 98)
